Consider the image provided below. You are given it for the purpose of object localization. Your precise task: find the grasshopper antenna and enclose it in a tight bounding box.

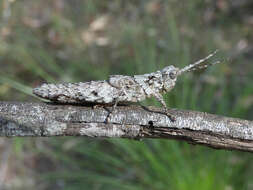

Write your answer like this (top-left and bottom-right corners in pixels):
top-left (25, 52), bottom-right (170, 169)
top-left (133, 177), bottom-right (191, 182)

top-left (178, 50), bottom-right (220, 75)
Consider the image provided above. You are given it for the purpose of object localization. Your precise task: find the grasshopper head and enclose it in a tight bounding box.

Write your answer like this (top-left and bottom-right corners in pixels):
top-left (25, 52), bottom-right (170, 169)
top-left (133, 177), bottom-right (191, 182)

top-left (161, 66), bottom-right (180, 92)
top-left (161, 50), bottom-right (221, 93)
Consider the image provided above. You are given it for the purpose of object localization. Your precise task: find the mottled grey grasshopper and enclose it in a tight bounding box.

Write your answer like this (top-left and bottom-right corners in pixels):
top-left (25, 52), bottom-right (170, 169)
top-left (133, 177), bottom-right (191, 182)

top-left (33, 50), bottom-right (220, 121)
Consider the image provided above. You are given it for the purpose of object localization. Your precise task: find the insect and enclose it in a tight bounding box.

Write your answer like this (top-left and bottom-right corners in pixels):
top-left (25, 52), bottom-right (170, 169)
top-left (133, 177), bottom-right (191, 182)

top-left (33, 50), bottom-right (220, 121)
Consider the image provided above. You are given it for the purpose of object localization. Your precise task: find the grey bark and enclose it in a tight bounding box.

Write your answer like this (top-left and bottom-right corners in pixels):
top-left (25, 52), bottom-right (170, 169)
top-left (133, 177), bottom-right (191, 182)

top-left (0, 101), bottom-right (252, 152)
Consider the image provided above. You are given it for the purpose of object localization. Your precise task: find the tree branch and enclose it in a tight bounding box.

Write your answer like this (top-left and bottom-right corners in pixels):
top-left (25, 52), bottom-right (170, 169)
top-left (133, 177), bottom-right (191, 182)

top-left (0, 101), bottom-right (252, 152)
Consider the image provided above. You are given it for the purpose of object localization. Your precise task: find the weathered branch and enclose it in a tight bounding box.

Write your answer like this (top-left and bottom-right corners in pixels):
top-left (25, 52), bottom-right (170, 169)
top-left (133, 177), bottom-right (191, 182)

top-left (0, 101), bottom-right (252, 152)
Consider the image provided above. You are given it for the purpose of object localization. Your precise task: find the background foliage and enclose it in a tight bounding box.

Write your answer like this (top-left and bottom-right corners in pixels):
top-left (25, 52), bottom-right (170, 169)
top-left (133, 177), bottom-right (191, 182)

top-left (0, 0), bottom-right (253, 189)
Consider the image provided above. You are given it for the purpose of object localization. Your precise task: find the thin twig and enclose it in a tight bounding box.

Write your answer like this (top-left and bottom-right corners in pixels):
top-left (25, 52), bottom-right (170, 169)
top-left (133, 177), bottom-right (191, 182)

top-left (0, 101), bottom-right (252, 152)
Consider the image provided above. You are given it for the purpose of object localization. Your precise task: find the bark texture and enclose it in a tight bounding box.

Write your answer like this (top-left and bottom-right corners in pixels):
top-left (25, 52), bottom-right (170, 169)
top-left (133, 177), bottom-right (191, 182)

top-left (0, 101), bottom-right (252, 152)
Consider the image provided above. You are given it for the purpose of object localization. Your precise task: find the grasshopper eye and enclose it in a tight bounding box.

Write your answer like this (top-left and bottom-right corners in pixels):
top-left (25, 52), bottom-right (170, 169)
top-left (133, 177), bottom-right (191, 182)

top-left (169, 71), bottom-right (177, 79)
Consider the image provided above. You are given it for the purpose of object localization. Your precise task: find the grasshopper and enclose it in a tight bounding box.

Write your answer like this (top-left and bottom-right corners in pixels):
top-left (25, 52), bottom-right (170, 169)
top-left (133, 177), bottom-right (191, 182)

top-left (33, 50), bottom-right (220, 121)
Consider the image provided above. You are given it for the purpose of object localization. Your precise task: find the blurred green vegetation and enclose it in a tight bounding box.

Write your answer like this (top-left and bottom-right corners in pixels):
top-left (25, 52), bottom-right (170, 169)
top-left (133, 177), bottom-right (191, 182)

top-left (0, 0), bottom-right (253, 189)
